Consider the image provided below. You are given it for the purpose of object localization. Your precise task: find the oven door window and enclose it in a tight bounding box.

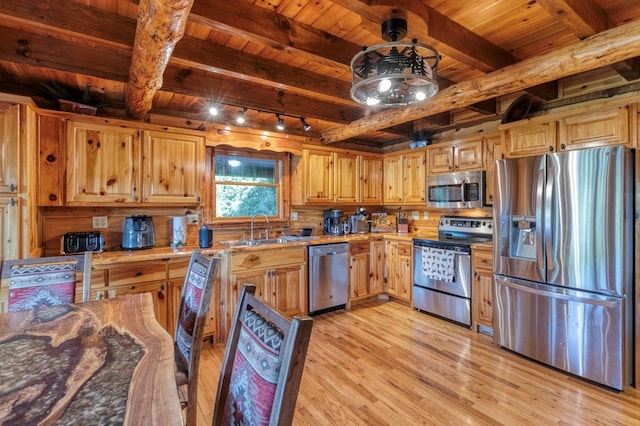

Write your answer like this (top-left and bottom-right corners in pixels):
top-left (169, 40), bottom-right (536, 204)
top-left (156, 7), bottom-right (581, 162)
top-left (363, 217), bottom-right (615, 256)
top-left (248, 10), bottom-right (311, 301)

top-left (428, 184), bottom-right (463, 203)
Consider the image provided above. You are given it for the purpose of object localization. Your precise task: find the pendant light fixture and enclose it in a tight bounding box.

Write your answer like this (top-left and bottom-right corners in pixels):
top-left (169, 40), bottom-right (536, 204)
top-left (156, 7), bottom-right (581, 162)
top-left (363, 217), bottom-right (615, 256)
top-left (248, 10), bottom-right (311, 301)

top-left (350, 18), bottom-right (440, 107)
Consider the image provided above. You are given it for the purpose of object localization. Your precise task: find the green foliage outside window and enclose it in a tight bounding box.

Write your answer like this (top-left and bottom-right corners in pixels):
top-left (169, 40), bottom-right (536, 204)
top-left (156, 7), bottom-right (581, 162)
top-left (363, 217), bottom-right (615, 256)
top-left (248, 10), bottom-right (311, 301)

top-left (214, 155), bottom-right (280, 218)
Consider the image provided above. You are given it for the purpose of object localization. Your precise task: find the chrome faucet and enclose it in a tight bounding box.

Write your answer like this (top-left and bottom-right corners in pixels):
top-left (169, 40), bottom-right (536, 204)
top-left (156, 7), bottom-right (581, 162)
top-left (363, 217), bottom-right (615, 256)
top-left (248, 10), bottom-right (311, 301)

top-left (250, 213), bottom-right (269, 240)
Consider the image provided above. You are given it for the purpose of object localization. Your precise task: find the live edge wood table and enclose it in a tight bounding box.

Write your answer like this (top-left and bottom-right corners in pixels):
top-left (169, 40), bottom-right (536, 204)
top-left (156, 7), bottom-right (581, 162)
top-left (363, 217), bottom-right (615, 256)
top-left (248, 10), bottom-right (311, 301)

top-left (0, 293), bottom-right (183, 425)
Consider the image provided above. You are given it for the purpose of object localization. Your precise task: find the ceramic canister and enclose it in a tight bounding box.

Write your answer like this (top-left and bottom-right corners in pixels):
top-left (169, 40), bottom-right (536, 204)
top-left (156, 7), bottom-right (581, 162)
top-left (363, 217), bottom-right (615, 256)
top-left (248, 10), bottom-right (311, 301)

top-left (172, 216), bottom-right (187, 247)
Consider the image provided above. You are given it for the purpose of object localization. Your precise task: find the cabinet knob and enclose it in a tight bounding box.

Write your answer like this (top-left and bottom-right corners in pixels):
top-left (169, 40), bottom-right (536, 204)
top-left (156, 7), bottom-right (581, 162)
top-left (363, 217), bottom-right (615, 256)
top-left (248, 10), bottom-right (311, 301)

top-left (549, 146), bottom-right (554, 152)
top-left (9, 198), bottom-right (16, 207)
top-left (489, 194), bottom-right (493, 201)
top-left (473, 271), bottom-right (478, 277)
top-left (9, 183), bottom-right (16, 192)
top-left (560, 143), bottom-right (566, 151)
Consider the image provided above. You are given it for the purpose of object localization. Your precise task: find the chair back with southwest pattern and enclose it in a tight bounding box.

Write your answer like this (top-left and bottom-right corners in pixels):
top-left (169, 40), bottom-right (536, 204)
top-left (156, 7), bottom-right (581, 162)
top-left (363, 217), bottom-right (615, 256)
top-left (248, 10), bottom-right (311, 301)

top-left (212, 283), bottom-right (313, 426)
top-left (174, 251), bottom-right (220, 426)
top-left (1, 252), bottom-right (93, 312)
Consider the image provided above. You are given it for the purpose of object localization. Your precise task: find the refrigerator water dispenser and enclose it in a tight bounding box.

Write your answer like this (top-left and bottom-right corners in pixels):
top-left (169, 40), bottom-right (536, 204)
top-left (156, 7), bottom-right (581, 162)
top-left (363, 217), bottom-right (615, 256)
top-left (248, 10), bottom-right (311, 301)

top-left (510, 217), bottom-right (537, 260)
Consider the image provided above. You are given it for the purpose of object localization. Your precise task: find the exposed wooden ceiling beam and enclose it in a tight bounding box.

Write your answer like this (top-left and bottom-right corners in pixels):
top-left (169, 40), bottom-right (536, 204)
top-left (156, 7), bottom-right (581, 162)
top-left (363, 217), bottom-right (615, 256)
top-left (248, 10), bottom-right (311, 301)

top-left (125, 0), bottom-right (194, 120)
top-left (537, 0), bottom-right (640, 81)
top-left (189, 0), bottom-right (359, 69)
top-left (320, 19), bottom-right (640, 143)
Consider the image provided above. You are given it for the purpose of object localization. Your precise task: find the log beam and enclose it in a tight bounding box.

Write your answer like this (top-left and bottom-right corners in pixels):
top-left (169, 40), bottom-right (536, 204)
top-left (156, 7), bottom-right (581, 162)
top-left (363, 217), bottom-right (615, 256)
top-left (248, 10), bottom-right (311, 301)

top-left (320, 19), bottom-right (640, 143)
top-left (125, 0), bottom-right (194, 120)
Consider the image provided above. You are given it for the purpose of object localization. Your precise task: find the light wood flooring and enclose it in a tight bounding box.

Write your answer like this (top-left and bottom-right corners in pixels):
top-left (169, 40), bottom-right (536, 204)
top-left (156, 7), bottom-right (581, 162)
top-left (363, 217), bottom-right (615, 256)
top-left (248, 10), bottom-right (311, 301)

top-left (195, 299), bottom-right (640, 425)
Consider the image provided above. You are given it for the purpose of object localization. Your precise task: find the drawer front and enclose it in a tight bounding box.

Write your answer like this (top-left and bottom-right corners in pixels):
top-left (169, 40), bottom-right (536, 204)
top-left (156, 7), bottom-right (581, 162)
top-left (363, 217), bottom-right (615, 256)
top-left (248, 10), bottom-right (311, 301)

top-left (232, 247), bottom-right (305, 272)
top-left (398, 242), bottom-right (412, 257)
top-left (108, 261), bottom-right (167, 286)
top-left (473, 248), bottom-right (493, 271)
top-left (349, 241), bottom-right (369, 255)
top-left (168, 258), bottom-right (190, 280)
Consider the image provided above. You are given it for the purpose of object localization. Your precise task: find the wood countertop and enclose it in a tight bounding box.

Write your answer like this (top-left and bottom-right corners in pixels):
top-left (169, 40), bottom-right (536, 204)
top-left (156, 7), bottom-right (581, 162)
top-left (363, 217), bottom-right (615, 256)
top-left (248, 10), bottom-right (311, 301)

top-left (0, 293), bottom-right (182, 425)
top-left (90, 232), bottom-right (427, 265)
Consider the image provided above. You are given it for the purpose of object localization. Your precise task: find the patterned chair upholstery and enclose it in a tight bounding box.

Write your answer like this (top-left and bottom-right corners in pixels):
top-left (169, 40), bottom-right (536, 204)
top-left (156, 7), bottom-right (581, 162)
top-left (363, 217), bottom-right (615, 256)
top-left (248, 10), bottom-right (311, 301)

top-left (213, 284), bottom-right (313, 426)
top-left (173, 251), bottom-right (220, 426)
top-left (1, 253), bottom-right (93, 312)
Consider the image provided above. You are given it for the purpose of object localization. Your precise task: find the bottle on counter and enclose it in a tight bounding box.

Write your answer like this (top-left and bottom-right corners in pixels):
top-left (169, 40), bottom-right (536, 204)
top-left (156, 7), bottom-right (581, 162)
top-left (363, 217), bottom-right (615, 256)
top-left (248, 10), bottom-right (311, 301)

top-left (199, 224), bottom-right (213, 248)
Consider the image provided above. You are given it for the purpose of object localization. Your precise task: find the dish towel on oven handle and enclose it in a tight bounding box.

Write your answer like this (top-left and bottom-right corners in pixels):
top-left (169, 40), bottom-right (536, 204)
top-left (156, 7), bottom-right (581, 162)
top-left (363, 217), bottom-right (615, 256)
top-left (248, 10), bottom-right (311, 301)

top-left (422, 247), bottom-right (455, 282)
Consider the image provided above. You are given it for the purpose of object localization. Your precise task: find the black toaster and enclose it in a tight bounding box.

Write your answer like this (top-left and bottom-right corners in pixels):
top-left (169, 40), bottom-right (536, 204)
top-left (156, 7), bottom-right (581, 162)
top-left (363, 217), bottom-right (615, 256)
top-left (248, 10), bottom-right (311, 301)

top-left (61, 232), bottom-right (105, 254)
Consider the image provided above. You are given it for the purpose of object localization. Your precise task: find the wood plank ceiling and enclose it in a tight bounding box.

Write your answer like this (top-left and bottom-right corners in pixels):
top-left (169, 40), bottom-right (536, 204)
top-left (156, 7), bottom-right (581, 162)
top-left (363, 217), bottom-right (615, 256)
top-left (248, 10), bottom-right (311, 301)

top-left (0, 0), bottom-right (639, 150)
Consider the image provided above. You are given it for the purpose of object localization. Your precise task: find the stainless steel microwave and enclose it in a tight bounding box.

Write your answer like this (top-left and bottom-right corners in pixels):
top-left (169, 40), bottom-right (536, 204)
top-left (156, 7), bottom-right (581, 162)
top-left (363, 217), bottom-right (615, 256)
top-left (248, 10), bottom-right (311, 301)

top-left (426, 171), bottom-right (484, 209)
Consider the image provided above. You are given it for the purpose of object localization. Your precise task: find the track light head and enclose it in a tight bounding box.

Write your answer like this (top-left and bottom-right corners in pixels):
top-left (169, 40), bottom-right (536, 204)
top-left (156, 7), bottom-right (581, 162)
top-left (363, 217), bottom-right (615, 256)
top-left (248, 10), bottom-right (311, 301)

top-left (300, 117), bottom-right (311, 131)
top-left (236, 108), bottom-right (246, 124)
top-left (275, 114), bottom-right (285, 131)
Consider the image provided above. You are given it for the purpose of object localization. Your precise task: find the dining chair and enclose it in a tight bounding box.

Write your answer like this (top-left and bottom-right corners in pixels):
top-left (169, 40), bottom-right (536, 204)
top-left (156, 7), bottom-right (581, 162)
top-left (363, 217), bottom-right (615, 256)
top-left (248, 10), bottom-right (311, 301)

top-left (212, 283), bottom-right (313, 426)
top-left (174, 251), bottom-right (221, 426)
top-left (1, 252), bottom-right (93, 312)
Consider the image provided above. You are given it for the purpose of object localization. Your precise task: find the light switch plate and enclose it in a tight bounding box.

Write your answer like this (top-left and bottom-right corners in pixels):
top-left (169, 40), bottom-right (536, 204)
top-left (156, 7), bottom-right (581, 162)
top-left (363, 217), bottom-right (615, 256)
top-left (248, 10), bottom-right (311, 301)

top-left (290, 211), bottom-right (299, 221)
top-left (411, 211), bottom-right (419, 220)
top-left (423, 211), bottom-right (429, 220)
top-left (186, 214), bottom-right (199, 225)
top-left (92, 216), bottom-right (108, 228)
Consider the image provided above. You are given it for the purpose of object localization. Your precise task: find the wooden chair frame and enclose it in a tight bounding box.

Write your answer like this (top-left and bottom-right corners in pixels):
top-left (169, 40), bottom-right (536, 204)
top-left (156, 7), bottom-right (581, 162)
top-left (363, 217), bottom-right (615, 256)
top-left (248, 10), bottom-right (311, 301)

top-left (212, 283), bottom-right (313, 426)
top-left (1, 252), bottom-right (93, 310)
top-left (174, 251), bottom-right (220, 426)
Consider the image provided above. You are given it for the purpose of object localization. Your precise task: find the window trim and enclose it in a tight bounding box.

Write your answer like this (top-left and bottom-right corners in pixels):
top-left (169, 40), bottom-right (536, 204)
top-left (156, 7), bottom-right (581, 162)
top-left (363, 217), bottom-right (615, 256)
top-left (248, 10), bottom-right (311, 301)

top-left (208, 147), bottom-right (289, 225)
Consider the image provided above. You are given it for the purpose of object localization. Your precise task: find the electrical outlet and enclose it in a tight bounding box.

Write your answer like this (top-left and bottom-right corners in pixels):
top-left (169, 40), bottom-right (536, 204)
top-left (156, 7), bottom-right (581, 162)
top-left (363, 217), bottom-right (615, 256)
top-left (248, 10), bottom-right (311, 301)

top-left (92, 216), bottom-right (108, 228)
top-left (423, 211), bottom-right (429, 220)
top-left (186, 214), bottom-right (199, 226)
top-left (411, 211), bottom-right (419, 220)
top-left (290, 211), bottom-right (299, 221)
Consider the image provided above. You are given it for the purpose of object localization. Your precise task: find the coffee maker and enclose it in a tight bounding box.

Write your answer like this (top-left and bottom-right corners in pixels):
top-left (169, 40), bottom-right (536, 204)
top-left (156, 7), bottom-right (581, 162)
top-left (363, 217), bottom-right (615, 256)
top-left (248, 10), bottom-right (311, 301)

top-left (323, 209), bottom-right (343, 235)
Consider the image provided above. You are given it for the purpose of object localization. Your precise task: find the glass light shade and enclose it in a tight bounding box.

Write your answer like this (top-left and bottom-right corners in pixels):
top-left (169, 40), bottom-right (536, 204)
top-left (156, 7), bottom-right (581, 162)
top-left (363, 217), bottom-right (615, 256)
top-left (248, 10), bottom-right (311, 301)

top-left (351, 40), bottom-right (439, 107)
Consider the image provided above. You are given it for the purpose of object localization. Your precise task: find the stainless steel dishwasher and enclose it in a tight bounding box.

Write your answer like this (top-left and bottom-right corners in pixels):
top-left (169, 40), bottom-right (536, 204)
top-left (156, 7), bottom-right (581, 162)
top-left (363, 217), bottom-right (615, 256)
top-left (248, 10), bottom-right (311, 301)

top-left (308, 243), bottom-right (349, 315)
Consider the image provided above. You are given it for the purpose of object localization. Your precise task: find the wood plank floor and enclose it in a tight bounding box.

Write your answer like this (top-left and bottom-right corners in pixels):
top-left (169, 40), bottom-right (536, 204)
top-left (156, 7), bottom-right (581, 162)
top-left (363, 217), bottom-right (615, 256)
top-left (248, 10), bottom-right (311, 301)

top-left (195, 299), bottom-right (640, 425)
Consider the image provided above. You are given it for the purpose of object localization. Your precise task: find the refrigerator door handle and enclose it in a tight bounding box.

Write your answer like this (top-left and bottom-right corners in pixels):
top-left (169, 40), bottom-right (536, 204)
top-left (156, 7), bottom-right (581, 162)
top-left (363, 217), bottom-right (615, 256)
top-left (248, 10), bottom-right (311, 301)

top-left (497, 277), bottom-right (619, 308)
top-left (535, 167), bottom-right (545, 271)
top-left (544, 160), bottom-right (555, 276)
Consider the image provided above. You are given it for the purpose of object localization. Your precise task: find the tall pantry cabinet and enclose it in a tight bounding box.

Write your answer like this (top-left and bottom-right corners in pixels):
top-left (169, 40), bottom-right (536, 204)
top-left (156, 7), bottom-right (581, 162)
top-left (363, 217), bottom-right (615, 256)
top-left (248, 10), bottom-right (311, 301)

top-left (0, 98), bottom-right (40, 261)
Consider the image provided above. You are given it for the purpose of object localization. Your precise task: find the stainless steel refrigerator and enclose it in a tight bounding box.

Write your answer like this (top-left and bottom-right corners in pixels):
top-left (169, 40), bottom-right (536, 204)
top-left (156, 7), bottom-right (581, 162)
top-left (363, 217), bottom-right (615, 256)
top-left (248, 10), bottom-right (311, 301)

top-left (493, 145), bottom-right (633, 390)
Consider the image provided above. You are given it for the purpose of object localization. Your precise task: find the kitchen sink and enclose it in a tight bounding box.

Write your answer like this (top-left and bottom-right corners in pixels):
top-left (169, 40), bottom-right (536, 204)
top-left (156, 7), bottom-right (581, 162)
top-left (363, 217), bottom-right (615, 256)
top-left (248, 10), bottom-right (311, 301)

top-left (221, 235), bottom-right (318, 248)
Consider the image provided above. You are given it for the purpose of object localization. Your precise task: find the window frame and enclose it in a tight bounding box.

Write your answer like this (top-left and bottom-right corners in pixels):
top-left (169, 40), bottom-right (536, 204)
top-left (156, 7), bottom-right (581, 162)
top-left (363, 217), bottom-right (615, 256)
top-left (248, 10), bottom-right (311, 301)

top-left (209, 147), bottom-right (289, 224)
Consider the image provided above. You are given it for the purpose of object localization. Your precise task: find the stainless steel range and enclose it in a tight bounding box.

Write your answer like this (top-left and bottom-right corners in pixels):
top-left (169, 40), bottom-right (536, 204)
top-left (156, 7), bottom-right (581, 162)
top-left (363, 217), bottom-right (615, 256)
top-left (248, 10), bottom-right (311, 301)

top-left (413, 216), bottom-right (493, 327)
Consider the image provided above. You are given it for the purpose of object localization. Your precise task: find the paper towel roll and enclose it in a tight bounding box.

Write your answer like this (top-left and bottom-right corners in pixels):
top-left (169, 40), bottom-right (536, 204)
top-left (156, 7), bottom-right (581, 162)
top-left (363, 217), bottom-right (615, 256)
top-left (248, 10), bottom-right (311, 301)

top-left (172, 216), bottom-right (187, 247)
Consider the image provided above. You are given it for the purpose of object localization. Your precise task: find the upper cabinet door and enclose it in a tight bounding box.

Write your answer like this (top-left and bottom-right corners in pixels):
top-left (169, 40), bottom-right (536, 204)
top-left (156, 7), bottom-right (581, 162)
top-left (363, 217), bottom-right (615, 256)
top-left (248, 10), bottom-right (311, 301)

top-left (360, 155), bottom-right (383, 204)
top-left (383, 154), bottom-right (403, 203)
top-left (142, 130), bottom-right (203, 204)
top-left (0, 103), bottom-right (19, 194)
top-left (334, 151), bottom-right (359, 203)
top-left (305, 149), bottom-right (334, 204)
top-left (66, 121), bottom-right (140, 204)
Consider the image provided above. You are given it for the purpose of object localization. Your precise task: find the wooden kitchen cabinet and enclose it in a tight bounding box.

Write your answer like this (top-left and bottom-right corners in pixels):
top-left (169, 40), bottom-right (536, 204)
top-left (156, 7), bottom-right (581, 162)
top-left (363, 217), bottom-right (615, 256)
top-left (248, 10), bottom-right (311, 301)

top-left (225, 246), bottom-right (306, 336)
top-left (305, 148), bottom-right (334, 204)
top-left (349, 240), bottom-right (371, 302)
top-left (360, 154), bottom-right (383, 204)
top-left (370, 239), bottom-right (385, 295)
top-left (428, 138), bottom-right (483, 174)
top-left (66, 120), bottom-right (204, 206)
top-left (383, 154), bottom-right (403, 203)
top-left (383, 151), bottom-right (425, 205)
top-left (384, 239), bottom-right (412, 302)
top-left (471, 244), bottom-right (494, 335)
top-left (0, 103), bottom-right (19, 195)
top-left (334, 151), bottom-right (359, 203)
top-left (559, 104), bottom-right (634, 151)
top-left (502, 121), bottom-right (557, 157)
top-left (484, 134), bottom-right (502, 205)
top-left (66, 121), bottom-right (141, 204)
top-left (302, 147), bottom-right (381, 205)
top-left (142, 130), bottom-right (204, 204)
